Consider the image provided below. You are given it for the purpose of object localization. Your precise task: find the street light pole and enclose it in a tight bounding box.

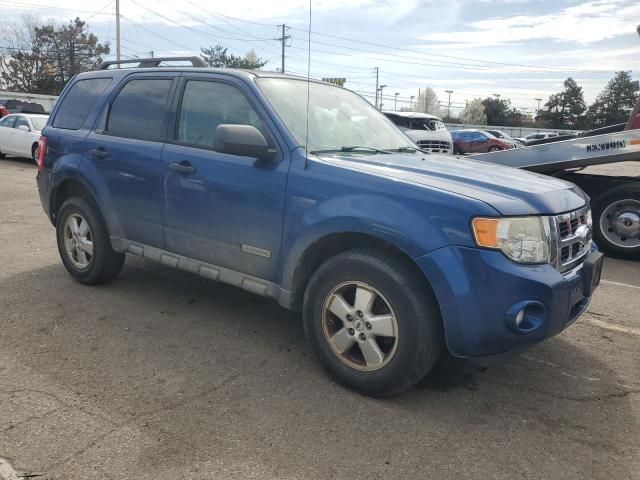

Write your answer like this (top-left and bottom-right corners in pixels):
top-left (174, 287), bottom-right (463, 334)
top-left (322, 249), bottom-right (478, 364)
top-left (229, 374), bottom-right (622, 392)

top-left (378, 84), bottom-right (387, 111)
top-left (535, 97), bottom-right (542, 112)
top-left (410, 95), bottom-right (415, 111)
top-left (445, 90), bottom-right (453, 119)
top-left (394, 92), bottom-right (399, 111)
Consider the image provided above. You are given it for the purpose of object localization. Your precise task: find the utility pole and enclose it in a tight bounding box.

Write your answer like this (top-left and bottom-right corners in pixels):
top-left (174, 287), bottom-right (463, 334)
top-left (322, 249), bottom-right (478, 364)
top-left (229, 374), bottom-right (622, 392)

top-left (147, 50), bottom-right (154, 58)
top-left (445, 89), bottom-right (453, 119)
top-left (115, 0), bottom-right (121, 65)
top-left (535, 97), bottom-right (542, 112)
top-left (276, 24), bottom-right (291, 73)
top-left (374, 67), bottom-right (379, 109)
top-left (410, 95), bottom-right (415, 111)
top-left (394, 92), bottom-right (399, 111)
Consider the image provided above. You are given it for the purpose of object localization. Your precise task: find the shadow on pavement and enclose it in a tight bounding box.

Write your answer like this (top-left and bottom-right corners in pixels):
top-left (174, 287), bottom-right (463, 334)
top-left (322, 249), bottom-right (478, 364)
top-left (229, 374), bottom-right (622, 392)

top-left (0, 256), bottom-right (637, 479)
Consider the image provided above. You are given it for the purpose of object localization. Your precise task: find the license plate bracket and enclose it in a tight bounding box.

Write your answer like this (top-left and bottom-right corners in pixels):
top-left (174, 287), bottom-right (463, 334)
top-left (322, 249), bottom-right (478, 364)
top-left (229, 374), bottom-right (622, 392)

top-left (582, 251), bottom-right (604, 297)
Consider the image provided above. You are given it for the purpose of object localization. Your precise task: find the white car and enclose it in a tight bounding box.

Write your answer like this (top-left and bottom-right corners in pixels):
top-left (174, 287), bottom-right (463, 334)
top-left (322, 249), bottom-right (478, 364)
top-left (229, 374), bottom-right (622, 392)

top-left (0, 114), bottom-right (49, 162)
top-left (383, 111), bottom-right (454, 155)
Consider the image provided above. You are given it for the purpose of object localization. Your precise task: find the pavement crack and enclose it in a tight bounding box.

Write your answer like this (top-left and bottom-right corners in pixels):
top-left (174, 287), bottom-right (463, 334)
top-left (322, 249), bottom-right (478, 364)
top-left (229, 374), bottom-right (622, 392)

top-left (485, 379), bottom-right (640, 402)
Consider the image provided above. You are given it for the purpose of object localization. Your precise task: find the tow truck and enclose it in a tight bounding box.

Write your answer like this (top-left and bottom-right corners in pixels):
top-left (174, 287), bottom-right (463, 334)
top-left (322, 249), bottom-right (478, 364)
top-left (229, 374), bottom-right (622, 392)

top-left (476, 30), bottom-right (640, 260)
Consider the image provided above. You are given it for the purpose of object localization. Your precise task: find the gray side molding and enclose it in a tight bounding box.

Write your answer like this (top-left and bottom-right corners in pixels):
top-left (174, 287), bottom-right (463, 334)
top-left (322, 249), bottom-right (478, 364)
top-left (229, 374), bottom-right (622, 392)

top-left (110, 237), bottom-right (292, 309)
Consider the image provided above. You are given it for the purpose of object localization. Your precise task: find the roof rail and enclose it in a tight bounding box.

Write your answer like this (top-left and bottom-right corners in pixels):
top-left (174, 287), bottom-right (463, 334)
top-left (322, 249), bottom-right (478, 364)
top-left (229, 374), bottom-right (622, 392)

top-left (97, 56), bottom-right (206, 70)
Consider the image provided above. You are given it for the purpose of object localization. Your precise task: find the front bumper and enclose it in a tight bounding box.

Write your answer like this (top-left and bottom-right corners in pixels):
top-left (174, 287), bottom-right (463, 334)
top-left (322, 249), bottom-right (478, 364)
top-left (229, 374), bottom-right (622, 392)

top-left (416, 245), bottom-right (598, 359)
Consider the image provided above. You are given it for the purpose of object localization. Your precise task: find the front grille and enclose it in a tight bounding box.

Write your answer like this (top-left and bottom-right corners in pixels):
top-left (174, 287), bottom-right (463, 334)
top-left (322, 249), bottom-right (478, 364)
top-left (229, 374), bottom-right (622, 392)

top-left (417, 140), bottom-right (452, 154)
top-left (552, 206), bottom-right (591, 273)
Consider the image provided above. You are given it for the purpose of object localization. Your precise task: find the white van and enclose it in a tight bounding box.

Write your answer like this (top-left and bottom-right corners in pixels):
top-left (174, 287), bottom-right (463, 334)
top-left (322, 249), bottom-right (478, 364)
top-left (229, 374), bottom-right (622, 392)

top-left (383, 111), bottom-right (453, 155)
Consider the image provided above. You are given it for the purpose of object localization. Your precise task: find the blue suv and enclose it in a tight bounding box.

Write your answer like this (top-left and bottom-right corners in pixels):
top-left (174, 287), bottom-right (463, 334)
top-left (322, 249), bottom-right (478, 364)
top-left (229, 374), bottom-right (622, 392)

top-left (36, 57), bottom-right (603, 396)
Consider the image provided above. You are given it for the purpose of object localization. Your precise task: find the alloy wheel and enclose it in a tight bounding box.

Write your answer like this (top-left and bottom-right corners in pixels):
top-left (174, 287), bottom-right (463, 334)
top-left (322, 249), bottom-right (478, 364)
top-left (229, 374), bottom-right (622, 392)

top-left (322, 281), bottom-right (399, 371)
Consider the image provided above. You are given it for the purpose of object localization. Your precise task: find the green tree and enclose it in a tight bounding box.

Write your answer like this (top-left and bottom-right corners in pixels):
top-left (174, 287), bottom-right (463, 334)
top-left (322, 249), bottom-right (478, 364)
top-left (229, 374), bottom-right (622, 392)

top-left (539, 77), bottom-right (586, 129)
top-left (586, 71), bottom-right (640, 128)
top-left (200, 45), bottom-right (267, 69)
top-left (0, 17), bottom-right (109, 95)
top-left (459, 98), bottom-right (487, 125)
top-left (481, 97), bottom-right (510, 125)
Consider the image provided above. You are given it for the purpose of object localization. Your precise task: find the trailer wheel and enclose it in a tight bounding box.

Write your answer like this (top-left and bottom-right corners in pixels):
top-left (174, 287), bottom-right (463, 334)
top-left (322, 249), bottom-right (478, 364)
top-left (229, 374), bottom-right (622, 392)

top-left (592, 184), bottom-right (640, 260)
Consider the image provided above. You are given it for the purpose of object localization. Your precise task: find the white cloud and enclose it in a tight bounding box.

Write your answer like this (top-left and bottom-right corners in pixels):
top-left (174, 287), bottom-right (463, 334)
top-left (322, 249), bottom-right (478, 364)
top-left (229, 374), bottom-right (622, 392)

top-left (420, 0), bottom-right (640, 47)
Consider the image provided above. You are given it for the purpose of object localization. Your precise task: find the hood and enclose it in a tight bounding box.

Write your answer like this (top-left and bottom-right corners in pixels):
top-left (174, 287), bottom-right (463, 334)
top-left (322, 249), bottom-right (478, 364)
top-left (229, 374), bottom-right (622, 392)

top-left (317, 152), bottom-right (588, 216)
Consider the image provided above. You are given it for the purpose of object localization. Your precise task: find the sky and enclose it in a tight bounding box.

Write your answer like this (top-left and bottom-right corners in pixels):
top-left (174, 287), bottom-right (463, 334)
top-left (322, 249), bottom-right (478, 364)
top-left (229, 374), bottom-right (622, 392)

top-left (1, 0), bottom-right (639, 115)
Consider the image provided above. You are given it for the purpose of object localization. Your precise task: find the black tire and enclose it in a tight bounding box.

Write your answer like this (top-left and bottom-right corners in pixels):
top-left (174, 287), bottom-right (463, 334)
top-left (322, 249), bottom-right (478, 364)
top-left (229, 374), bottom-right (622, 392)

top-left (488, 145), bottom-right (501, 152)
top-left (56, 196), bottom-right (125, 284)
top-left (302, 249), bottom-right (443, 397)
top-left (592, 185), bottom-right (640, 260)
top-left (31, 143), bottom-right (38, 164)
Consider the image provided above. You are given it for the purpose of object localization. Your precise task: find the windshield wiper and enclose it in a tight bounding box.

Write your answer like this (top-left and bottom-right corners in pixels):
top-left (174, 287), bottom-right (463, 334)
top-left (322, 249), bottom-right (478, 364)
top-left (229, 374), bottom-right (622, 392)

top-left (310, 146), bottom-right (392, 155)
top-left (390, 146), bottom-right (429, 154)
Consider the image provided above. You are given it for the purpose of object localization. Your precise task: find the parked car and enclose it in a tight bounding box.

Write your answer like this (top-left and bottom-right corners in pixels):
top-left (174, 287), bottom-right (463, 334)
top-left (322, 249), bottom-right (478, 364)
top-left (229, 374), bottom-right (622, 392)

top-left (36, 58), bottom-right (602, 397)
top-left (383, 111), bottom-right (453, 154)
top-left (484, 130), bottom-right (521, 148)
top-left (451, 129), bottom-right (516, 154)
top-left (513, 132), bottom-right (560, 145)
top-left (0, 99), bottom-right (47, 115)
top-left (0, 113), bottom-right (49, 162)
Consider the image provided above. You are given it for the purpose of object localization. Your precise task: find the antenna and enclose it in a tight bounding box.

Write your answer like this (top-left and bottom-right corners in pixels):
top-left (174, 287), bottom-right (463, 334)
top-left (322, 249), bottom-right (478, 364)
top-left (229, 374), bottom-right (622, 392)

top-left (304, 0), bottom-right (312, 169)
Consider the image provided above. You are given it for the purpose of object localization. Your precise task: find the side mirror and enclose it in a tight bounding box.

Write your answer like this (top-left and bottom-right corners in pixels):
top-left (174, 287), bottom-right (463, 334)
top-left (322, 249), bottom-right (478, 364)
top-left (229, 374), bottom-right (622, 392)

top-left (17, 125), bottom-right (30, 132)
top-left (214, 124), bottom-right (275, 160)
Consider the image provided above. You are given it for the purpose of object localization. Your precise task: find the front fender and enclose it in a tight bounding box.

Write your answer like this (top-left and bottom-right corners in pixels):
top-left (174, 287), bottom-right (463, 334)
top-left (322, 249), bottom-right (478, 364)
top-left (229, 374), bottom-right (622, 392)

top-left (279, 193), bottom-right (456, 292)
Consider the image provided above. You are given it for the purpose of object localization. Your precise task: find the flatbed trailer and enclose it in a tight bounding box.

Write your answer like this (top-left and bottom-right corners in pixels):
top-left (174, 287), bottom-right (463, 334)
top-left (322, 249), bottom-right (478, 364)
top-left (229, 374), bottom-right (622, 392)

top-left (476, 121), bottom-right (640, 260)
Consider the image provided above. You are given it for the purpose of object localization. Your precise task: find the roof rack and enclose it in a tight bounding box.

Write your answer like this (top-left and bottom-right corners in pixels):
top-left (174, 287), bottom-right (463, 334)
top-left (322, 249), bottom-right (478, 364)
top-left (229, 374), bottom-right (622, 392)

top-left (97, 56), bottom-right (206, 70)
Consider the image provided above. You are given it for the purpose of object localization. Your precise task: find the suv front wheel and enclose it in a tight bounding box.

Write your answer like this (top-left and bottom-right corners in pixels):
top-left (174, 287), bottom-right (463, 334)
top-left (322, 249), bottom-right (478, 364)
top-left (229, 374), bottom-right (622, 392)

top-left (302, 249), bottom-right (442, 397)
top-left (56, 196), bottom-right (125, 284)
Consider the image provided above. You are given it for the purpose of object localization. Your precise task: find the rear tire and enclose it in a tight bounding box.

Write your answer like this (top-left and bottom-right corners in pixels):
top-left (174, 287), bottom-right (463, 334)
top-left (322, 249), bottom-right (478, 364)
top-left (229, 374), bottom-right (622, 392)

top-left (488, 145), bottom-right (501, 152)
top-left (592, 185), bottom-right (640, 260)
top-left (56, 196), bottom-right (125, 284)
top-left (302, 249), bottom-right (443, 397)
top-left (32, 143), bottom-right (38, 164)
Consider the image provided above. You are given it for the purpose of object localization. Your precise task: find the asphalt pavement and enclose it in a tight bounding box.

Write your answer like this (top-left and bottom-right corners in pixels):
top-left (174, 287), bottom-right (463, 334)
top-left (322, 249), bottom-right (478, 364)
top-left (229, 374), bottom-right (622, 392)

top-left (0, 157), bottom-right (638, 480)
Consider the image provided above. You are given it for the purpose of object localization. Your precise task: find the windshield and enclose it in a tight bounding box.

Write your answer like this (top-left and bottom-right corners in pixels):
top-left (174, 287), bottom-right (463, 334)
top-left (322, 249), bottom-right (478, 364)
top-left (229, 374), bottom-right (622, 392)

top-left (257, 78), bottom-right (414, 153)
top-left (30, 116), bottom-right (48, 131)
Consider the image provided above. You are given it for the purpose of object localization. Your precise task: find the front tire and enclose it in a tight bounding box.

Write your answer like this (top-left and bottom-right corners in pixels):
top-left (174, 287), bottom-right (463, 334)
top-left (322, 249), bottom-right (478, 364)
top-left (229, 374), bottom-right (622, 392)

top-left (488, 145), bottom-right (501, 152)
top-left (56, 196), bottom-right (125, 284)
top-left (302, 249), bottom-right (443, 397)
top-left (32, 143), bottom-right (38, 164)
top-left (592, 185), bottom-right (640, 259)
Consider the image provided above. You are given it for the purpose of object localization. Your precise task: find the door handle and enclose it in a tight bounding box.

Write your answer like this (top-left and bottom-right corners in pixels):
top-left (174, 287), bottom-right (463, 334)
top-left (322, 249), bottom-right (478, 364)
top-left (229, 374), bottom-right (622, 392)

top-left (169, 161), bottom-right (195, 174)
top-left (90, 147), bottom-right (109, 158)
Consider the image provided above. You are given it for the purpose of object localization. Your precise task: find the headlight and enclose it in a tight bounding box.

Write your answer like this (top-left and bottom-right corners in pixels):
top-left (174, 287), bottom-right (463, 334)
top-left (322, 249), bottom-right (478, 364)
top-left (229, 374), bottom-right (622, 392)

top-left (472, 216), bottom-right (551, 264)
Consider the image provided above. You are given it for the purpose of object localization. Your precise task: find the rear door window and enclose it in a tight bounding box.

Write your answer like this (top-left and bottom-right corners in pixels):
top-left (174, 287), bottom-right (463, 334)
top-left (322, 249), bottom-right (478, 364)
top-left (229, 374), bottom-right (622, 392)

top-left (53, 78), bottom-right (112, 130)
top-left (106, 79), bottom-right (173, 142)
top-left (0, 116), bottom-right (16, 128)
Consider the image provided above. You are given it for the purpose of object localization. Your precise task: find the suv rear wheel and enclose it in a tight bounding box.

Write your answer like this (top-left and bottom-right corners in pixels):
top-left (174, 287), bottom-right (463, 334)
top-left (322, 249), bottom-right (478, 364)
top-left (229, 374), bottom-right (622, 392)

top-left (302, 249), bottom-right (442, 397)
top-left (56, 196), bottom-right (125, 284)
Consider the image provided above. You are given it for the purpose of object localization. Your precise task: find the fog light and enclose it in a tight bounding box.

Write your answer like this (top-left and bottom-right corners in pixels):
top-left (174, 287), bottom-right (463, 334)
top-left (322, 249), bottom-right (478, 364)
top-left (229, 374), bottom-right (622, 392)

top-left (505, 301), bottom-right (546, 334)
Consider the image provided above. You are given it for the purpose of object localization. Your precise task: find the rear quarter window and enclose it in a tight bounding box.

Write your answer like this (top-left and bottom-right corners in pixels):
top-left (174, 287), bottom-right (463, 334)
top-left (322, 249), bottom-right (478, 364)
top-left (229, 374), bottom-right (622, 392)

top-left (53, 77), bottom-right (112, 130)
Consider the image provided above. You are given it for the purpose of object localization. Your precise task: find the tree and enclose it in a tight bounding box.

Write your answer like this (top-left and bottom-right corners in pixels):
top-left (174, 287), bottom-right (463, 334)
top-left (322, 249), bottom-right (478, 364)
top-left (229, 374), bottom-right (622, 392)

top-left (0, 17), bottom-right (109, 95)
top-left (539, 77), bottom-right (586, 129)
top-left (416, 87), bottom-right (441, 116)
top-left (200, 45), bottom-right (267, 69)
top-left (586, 71), bottom-right (640, 128)
top-left (459, 98), bottom-right (487, 125)
top-left (480, 97), bottom-right (524, 126)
